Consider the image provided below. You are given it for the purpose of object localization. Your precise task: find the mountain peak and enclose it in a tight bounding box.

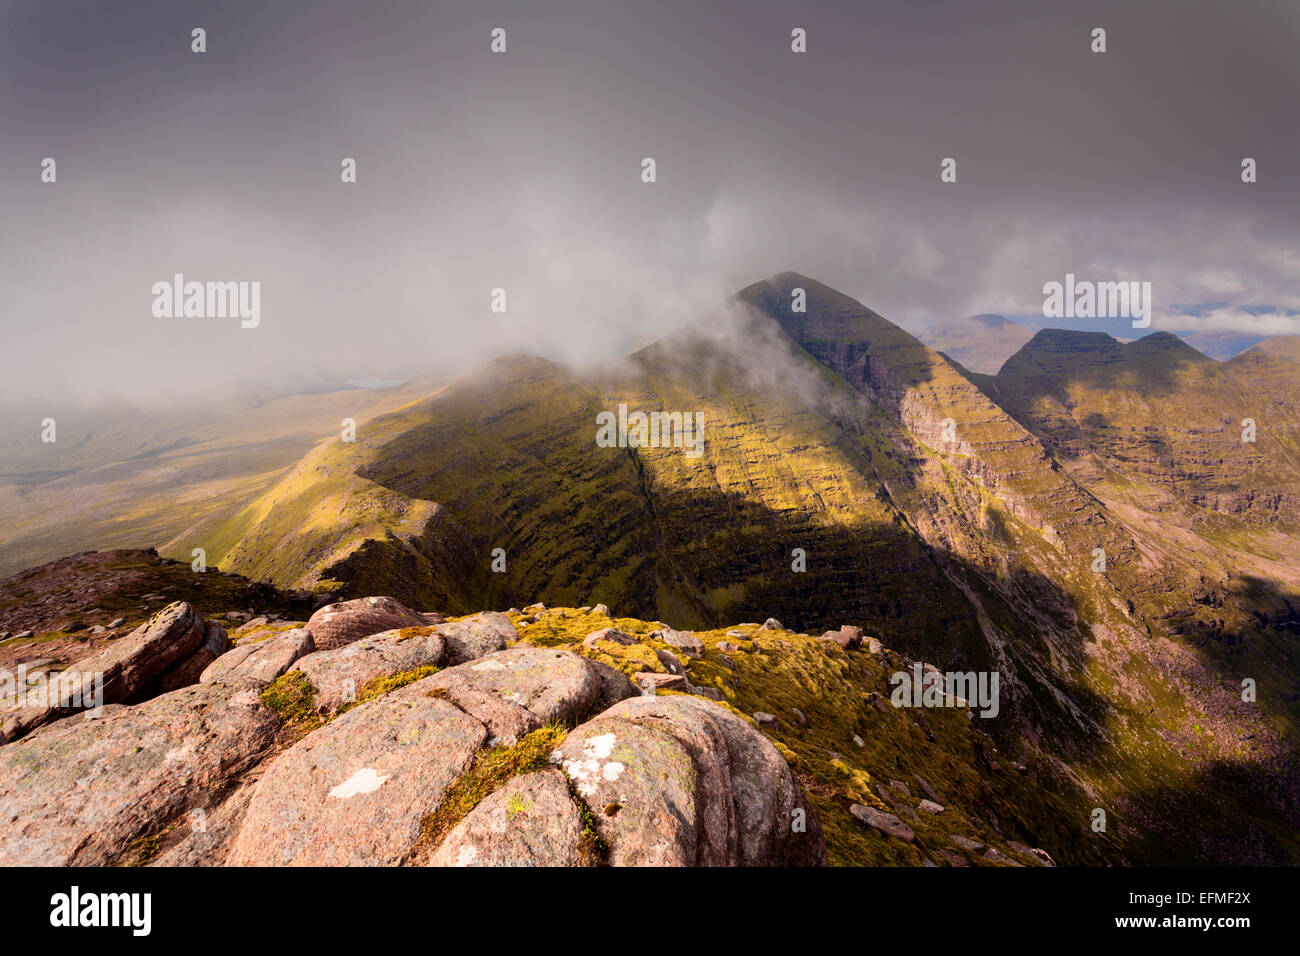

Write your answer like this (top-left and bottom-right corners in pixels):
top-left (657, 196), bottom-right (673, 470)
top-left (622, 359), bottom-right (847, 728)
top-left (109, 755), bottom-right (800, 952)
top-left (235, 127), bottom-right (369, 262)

top-left (1124, 330), bottom-right (1212, 363)
top-left (737, 273), bottom-right (911, 349)
top-left (1006, 329), bottom-right (1122, 371)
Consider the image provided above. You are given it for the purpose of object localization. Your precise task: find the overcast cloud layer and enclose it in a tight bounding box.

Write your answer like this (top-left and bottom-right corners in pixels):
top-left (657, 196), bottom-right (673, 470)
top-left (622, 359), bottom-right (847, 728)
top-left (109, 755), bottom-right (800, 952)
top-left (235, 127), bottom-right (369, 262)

top-left (1, 0), bottom-right (1298, 404)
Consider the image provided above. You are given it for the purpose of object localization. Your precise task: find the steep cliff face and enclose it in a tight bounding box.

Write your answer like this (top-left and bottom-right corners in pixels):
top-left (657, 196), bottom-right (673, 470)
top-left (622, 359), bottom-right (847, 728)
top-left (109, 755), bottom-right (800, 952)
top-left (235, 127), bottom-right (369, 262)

top-left (174, 274), bottom-right (1300, 864)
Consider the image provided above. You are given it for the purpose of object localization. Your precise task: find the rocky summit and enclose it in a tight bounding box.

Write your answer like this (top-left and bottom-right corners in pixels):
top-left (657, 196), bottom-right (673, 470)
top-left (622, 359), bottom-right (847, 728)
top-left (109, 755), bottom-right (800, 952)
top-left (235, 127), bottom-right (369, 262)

top-left (0, 591), bottom-right (1082, 868)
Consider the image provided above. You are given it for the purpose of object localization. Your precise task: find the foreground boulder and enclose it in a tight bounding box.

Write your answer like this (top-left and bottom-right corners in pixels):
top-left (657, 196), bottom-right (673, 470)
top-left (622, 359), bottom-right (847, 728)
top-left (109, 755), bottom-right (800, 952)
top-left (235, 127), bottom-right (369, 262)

top-left (552, 694), bottom-right (825, 866)
top-left (0, 682), bottom-right (281, 865)
top-left (152, 620), bottom-right (231, 693)
top-left (306, 597), bottom-right (427, 651)
top-left (200, 628), bottom-right (314, 690)
top-left (429, 769), bottom-right (585, 867)
top-left (411, 646), bottom-right (632, 745)
top-left (293, 628), bottom-right (446, 711)
top-left (0, 601), bottom-right (212, 743)
top-left (231, 618), bottom-right (308, 646)
top-left (436, 611), bottom-right (517, 664)
top-left (226, 694), bottom-right (486, 866)
top-left (0, 597), bottom-right (829, 868)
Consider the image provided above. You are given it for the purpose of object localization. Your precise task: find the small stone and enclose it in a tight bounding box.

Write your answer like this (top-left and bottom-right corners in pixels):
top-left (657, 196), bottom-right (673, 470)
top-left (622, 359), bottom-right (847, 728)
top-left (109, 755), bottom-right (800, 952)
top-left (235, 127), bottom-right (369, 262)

top-left (852, 734), bottom-right (865, 748)
top-left (982, 847), bottom-right (1022, 865)
top-left (790, 708), bottom-right (807, 729)
top-left (820, 625), bottom-right (863, 650)
top-left (752, 711), bottom-right (779, 730)
top-left (951, 835), bottom-right (984, 852)
top-left (653, 648), bottom-right (685, 675)
top-left (653, 628), bottom-right (703, 656)
top-left (849, 804), bottom-right (915, 842)
top-left (107, 617), bottom-right (126, 628)
top-left (918, 799), bottom-right (945, 814)
top-left (635, 672), bottom-right (686, 694)
top-left (913, 774), bottom-right (942, 802)
top-left (591, 603), bottom-right (609, 616)
top-left (888, 779), bottom-right (911, 797)
top-left (688, 684), bottom-right (724, 701)
top-left (760, 618), bottom-right (783, 631)
top-left (582, 627), bottom-right (636, 648)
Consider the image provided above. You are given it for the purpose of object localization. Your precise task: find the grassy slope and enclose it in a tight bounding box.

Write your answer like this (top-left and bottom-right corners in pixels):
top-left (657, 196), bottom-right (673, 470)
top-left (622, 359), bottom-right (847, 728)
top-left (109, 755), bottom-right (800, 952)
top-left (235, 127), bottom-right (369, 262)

top-left (0, 380), bottom-right (440, 578)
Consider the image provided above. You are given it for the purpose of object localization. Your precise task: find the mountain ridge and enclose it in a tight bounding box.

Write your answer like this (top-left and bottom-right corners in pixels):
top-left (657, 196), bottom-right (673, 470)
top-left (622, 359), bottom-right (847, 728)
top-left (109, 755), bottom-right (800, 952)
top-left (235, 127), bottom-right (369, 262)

top-left (151, 272), bottom-right (1300, 863)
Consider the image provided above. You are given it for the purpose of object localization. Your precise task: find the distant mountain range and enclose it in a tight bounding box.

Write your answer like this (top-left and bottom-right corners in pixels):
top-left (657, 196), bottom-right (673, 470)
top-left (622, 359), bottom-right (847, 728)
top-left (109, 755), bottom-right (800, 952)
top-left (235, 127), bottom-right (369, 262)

top-left (914, 313), bottom-right (1280, 373)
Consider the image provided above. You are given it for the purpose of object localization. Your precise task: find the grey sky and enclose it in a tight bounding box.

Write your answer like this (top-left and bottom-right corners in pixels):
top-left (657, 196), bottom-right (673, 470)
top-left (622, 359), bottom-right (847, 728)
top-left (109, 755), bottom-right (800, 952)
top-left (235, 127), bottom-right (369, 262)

top-left (1, 0), bottom-right (1297, 403)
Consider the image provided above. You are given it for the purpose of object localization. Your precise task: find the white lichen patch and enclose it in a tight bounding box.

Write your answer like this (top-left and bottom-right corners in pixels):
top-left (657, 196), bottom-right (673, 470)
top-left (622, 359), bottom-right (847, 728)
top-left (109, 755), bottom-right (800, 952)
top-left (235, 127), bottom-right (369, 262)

top-left (472, 660), bottom-right (506, 671)
top-left (454, 844), bottom-right (479, 866)
top-left (560, 732), bottom-right (622, 797)
top-left (328, 766), bottom-right (390, 798)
